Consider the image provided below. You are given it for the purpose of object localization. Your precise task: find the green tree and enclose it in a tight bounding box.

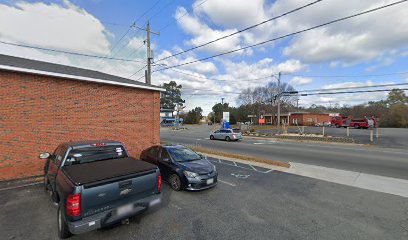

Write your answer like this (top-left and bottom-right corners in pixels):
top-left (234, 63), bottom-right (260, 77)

top-left (212, 103), bottom-right (229, 123)
top-left (387, 89), bottom-right (408, 106)
top-left (160, 81), bottom-right (184, 110)
top-left (183, 107), bottom-right (203, 124)
top-left (389, 104), bottom-right (408, 127)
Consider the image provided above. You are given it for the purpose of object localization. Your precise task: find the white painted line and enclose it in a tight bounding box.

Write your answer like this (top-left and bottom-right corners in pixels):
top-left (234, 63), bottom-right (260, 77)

top-left (195, 139), bottom-right (202, 141)
top-left (204, 138), bottom-right (210, 140)
top-left (249, 165), bottom-right (257, 171)
top-left (286, 162), bottom-right (408, 198)
top-left (218, 179), bottom-right (237, 187)
top-left (265, 169), bottom-right (274, 173)
top-left (253, 142), bottom-right (264, 145)
top-left (218, 159), bottom-right (221, 163)
top-left (233, 161), bottom-right (237, 166)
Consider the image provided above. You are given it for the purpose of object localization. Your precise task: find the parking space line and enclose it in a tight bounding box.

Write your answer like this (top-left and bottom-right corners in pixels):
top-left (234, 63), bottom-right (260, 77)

top-left (249, 165), bottom-right (257, 171)
top-left (218, 179), bottom-right (237, 187)
top-left (213, 159), bottom-right (273, 174)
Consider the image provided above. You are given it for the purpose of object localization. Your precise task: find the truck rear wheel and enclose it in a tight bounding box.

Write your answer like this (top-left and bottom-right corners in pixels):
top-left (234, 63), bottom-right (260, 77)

top-left (58, 204), bottom-right (73, 239)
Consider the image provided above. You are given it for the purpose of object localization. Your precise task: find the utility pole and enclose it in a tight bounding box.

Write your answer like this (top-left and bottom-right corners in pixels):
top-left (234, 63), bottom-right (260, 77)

top-left (221, 98), bottom-right (224, 104)
top-left (277, 72), bottom-right (281, 134)
top-left (134, 22), bottom-right (159, 84)
top-left (146, 21), bottom-right (152, 85)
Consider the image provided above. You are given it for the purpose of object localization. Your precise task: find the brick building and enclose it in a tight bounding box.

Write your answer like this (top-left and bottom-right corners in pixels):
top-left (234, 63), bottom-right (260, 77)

top-left (0, 54), bottom-right (164, 180)
top-left (263, 112), bottom-right (334, 126)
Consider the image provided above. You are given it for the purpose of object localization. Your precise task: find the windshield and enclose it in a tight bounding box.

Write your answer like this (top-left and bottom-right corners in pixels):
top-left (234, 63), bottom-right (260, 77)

top-left (167, 147), bottom-right (202, 162)
top-left (64, 145), bottom-right (126, 165)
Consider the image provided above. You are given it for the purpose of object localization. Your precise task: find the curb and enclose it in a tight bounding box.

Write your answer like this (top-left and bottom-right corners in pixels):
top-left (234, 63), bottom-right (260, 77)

top-left (191, 146), bottom-right (290, 168)
top-left (0, 175), bottom-right (43, 191)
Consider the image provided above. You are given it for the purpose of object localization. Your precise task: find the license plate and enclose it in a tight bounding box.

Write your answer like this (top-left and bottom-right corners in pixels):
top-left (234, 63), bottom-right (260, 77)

top-left (117, 203), bottom-right (133, 216)
top-left (206, 178), bottom-right (214, 185)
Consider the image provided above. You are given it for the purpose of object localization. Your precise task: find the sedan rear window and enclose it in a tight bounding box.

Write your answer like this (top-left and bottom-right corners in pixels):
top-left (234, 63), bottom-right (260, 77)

top-left (233, 129), bottom-right (241, 133)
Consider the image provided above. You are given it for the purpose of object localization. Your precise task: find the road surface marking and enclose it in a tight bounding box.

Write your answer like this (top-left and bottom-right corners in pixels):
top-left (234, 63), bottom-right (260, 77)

top-left (249, 165), bottom-right (257, 171)
top-left (218, 179), bottom-right (237, 187)
top-left (204, 138), bottom-right (210, 140)
top-left (253, 143), bottom-right (264, 145)
top-left (231, 173), bottom-right (250, 179)
top-left (233, 161), bottom-right (237, 166)
top-left (195, 138), bottom-right (202, 141)
top-left (265, 169), bottom-right (274, 173)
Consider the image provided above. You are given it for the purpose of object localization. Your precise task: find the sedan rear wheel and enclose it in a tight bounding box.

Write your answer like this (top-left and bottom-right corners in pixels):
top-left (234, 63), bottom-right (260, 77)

top-left (169, 174), bottom-right (182, 191)
top-left (225, 136), bottom-right (231, 142)
top-left (210, 135), bottom-right (214, 140)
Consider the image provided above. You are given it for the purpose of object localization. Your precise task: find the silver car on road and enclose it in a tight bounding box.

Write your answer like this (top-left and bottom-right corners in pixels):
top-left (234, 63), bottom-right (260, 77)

top-left (210, 128), bottom-right (243, 141)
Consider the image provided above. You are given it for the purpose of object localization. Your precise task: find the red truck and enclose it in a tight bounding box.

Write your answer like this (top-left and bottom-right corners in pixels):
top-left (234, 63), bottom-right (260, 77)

top-left (331, 116), bottom-right (377, 129)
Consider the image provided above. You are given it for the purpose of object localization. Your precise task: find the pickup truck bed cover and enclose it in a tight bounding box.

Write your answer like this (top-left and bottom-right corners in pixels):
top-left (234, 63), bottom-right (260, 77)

top-left (63, 157), bottom-right (157, 185)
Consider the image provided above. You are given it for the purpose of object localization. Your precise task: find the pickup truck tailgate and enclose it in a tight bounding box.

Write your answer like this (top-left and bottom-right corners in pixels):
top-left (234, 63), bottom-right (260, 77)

top-left (63, 158), bottom-right (159, 217)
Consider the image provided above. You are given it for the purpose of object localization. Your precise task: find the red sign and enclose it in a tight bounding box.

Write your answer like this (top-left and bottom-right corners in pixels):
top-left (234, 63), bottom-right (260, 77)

top-left (258, 119), bottom-right (265, 124)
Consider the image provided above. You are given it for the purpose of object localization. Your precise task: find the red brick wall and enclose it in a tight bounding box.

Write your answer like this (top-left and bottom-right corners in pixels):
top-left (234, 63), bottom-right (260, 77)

top-left (0, 70), bottom-right (161, 180)
top-left (289, 114), bottom-right (331, 126)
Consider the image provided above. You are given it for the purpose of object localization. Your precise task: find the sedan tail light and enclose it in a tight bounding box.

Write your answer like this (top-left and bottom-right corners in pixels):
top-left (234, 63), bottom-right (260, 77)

top-left (66, 194), bottom-right (81, 217)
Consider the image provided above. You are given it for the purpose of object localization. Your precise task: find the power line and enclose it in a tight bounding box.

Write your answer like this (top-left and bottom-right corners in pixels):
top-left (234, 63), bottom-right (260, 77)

top-left (294, 88), bottom-right (408, 96)
top-left (158, 0), bottom-right (211, 32)
top-left (129, 65), bottom-right (147, 78)
top-left (288, 71), bottom-right (408, 78)
top-left (156, 0), bottom-right (323, 63)
top-left (154, 0), bottom-right (407, 72)
top-left (299, 83), bottom-right (408, 92)
top-left (110, 0), bottom-right (162, 54)
top-left (153, 66), bottom-right (275, 82)
top-left (0, 40), bottom-right (145, 63)
top-left (148, 0), bottom-right (180, 23)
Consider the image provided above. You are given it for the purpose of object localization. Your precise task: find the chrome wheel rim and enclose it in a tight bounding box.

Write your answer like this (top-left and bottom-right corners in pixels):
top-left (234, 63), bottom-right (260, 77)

top-left (171, 176), bottom-right (179, 190)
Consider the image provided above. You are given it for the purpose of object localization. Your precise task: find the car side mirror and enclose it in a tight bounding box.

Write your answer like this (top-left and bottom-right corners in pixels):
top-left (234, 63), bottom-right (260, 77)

top-left (39, 152), bottom-right (50, 159)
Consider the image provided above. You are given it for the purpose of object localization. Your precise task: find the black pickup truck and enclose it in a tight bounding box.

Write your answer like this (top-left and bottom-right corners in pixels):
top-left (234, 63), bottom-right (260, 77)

top-left (40, 140), bottom-right (161, 239)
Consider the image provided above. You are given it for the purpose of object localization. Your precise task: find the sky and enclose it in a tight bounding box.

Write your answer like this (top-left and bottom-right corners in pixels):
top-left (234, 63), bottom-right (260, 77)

top-left (0, 0), bottom-right (407, 114)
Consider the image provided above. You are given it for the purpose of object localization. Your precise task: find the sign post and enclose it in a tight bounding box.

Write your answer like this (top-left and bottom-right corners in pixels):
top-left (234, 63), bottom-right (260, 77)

top-left (223, 112), bottom-right (230, 129)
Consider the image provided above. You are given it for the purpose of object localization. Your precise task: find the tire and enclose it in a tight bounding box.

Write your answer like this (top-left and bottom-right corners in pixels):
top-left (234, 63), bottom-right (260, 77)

top-left (225, 136), bottom-right (231, 142)
top-left (169, 174), bottom-right (183, 191)
top-left (210, 135), bottom-right (214, 140)
top-left (57, 204), bottom-right (73, 239)
top-left (354, 124), bottom-right (360, 129)
top-left (335, 124), bottom-right (339, 128)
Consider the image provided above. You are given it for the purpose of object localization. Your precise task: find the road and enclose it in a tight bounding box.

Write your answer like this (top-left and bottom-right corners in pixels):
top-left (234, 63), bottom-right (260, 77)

top-left (161, 125), bottom-right (408, 180)
top-left (256, 126), bottom-right (408, 149)
top-left (1, 158), bottom-right (407, 240)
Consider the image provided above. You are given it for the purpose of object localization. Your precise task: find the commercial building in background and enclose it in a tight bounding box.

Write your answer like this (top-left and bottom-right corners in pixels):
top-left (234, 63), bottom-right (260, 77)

top-left (262, 112), bottom-right (338, 126)
top-left (0, 54), bottom-right (164, 180)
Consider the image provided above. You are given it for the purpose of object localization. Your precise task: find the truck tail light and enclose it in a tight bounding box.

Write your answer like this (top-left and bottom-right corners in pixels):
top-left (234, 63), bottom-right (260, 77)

top-left (66, 194), bottom-right (81, 217)
top-left (157, 175), bottom-right (162, 192)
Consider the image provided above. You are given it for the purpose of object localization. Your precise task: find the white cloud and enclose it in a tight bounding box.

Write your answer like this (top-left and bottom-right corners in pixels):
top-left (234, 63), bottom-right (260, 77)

top-left (289, 76), bottom-right (312, 86)
top-left (194, 0), bottom-right (267, 28)
top-left (0, 1), bottom-right (110, 54)
top-left (275, 0), bottom-right (408, 65)
top-left (175, 7), bottom-right (244, 55)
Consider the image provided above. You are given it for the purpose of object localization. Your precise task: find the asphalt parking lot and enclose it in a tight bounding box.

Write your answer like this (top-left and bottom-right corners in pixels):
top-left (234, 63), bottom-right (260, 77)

top-left (1, 158), bottom-right (407, 240)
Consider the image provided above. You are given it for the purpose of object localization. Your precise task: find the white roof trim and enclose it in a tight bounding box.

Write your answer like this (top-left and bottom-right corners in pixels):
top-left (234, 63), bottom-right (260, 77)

top-left (0, 65), bottom-right (165, 92)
